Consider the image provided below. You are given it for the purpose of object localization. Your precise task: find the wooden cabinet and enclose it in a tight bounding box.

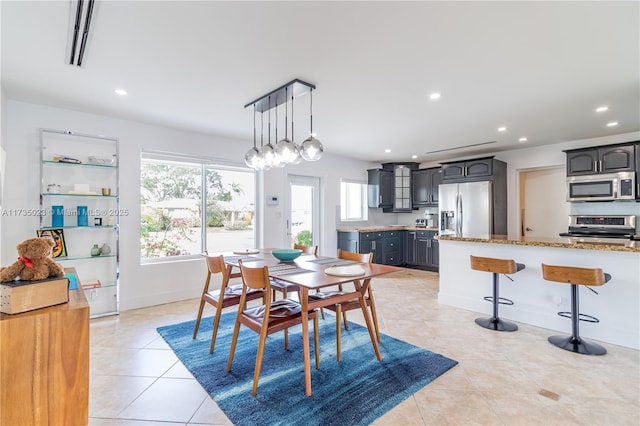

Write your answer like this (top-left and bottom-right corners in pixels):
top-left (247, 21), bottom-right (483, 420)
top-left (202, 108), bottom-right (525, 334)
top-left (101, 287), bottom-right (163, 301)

top-left (337, 230), bottom-right (403, 266)
top-left (405, 230), bottom-right (438, 270)
top-left (0, 289), bottom-right (89, 426)
top-left (637, 142), bottom-right (640, 199)
top-left (565, 143), bottom-right (636, 176)
top-left (367, 169), bottom-right (393, 208)
top-left (441, 157), bottom-right (495, 181)
top-left (412, 167), bottom-right (441, 206)
top-left (392, 165), bottom-right (412, 211)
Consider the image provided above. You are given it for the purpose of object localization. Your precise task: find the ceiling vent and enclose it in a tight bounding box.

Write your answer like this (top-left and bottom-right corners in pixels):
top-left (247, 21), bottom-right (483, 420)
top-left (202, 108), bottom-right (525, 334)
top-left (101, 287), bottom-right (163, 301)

top-left (425, 141), bottom-right (496, 154)
top-left (67, 0), bottom-right (95, 66)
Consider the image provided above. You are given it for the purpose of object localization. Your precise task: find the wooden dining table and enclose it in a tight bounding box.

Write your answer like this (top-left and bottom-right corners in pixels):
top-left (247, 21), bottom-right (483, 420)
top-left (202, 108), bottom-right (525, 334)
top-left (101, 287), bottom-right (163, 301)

top-left (219, 248), bottom-right (402, 396)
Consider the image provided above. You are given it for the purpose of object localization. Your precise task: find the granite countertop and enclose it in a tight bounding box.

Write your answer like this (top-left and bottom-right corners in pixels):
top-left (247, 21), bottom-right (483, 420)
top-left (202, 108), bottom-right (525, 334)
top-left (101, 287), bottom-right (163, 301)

top-left (436, 234), bottom-right (640, 253)
top-left (336, 226), bottom-right (439, 232)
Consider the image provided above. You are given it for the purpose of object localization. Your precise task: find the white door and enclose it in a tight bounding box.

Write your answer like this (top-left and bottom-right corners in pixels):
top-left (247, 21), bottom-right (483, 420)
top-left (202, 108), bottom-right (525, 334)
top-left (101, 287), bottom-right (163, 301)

top-left (520, 166), bottom-right (569, 238)
top-left (287, 175), bottom-right (320, 248)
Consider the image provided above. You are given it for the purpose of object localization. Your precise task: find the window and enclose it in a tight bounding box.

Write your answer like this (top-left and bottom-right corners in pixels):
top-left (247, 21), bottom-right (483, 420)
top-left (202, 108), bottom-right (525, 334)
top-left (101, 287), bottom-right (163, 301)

top-left (340, 180), bottom-right (368, 221)
top-left (140, 154), bottom-right (255, 262)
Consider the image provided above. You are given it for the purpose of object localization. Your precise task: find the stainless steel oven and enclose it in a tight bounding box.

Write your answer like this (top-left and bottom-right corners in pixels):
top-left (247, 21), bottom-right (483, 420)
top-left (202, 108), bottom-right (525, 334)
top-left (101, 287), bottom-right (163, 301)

top-left (566, 172), bottom-right (635, 201)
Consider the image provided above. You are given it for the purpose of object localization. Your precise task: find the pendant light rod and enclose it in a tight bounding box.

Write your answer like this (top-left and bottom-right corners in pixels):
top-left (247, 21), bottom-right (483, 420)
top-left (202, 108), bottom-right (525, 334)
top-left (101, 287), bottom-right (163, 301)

top-left (309, 88), bottom-right (314, 135)
top-left (244, 79), bottom-right (315, 112)
top-left (268, 96), bottom-right (271, 145)
top-left (253, 104), bottom-right (257, 148)
top-left (284, 87), bottom-right (288, 139)
top-left (291, 91), bottom-right (294, 142)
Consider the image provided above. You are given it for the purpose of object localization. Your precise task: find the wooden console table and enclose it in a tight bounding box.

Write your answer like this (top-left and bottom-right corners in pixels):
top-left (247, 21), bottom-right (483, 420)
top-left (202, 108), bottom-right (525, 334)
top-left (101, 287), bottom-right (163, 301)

top-left (0, 289), bottom-right (89, 425)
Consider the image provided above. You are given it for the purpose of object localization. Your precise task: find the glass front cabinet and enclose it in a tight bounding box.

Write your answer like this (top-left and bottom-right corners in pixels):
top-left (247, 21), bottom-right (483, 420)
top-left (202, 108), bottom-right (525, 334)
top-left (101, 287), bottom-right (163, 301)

top-left (39, 129), bottom-right (119, 317)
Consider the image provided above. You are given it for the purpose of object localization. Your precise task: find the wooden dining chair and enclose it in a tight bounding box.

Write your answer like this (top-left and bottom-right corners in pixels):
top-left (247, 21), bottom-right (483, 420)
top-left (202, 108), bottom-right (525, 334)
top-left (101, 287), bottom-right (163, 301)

top-left (192, 255), bottom-right (264, 354)
top-left (226, 259), bottom-right (320, 396)
top-left (309, 249), bottom-right (378, 362)
top-left (270, 243), bottom-right (319, 301)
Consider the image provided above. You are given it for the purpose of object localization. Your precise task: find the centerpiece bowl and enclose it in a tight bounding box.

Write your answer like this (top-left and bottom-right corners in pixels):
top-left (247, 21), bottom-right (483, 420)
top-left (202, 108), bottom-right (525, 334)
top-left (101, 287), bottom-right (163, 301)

top-left (271, 249), bottom-right (302, 262)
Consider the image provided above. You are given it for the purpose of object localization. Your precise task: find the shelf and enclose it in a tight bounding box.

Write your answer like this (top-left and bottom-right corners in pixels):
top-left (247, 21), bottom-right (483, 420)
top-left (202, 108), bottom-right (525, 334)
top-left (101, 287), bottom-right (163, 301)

top-left (55, 254), bottom-right (117, 261)
top-left (40, 225), bottom-right (117, 230)
top-left (42, 160), bottom-right (117, 169)
top-left (42, 193), bottom-right (118, 198)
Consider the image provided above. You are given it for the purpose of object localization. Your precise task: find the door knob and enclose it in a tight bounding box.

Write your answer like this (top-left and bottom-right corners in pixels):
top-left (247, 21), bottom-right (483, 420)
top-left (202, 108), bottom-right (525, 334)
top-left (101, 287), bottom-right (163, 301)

top-left (525, 227), bottom-right (533, 232)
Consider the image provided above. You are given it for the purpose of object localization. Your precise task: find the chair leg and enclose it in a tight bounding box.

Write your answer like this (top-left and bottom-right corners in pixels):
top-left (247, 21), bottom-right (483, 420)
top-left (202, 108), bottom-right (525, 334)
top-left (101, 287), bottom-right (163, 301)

top-left (226, 314), bottom-right (243, 372)
top-left (313, 314), bottom-right (320, 370)
top-left (548, 284), bottom-right (606, 355)
top-left (192, 298), bottom-right (206, 339)
top-left (367, 288), bottom-right (381, 343)
top-left (284, 329), bottom-right (289, 350)
top-left (342, 310), bottom-right (349, 330)
top-left (209, 304), bottom-right (223, 354)
top-left (336, 304), bottom-right (342, 362)
top-left (252, 327), bottom-right (269, 396)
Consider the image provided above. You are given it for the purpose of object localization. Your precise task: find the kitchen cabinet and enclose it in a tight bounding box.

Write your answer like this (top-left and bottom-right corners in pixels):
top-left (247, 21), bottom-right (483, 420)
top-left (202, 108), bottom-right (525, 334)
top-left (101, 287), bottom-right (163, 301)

top-left (405, 230), bottom-right (438, 270)
top-left (39, 129), bottom-right (119, 318)
top-left (412, 167), bottom-right (441, 206)
top-left (636, 142), bottom-right (640, 199)
top-left (367, 169), bottom-right (393, 208)
top-left (337, 230), bottom-right (403, 266)
top-left (565, 143), bottom-right (636, 176)
top-left (441, 157), bottom-right (498, 181)
top-left (368, 162), bottom-right (419, 211)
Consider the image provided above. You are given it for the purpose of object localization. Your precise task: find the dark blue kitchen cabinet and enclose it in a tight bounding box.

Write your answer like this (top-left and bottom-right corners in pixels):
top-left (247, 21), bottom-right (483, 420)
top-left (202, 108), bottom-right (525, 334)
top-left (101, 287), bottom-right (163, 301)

top-left (565, 143), bottom-right (636, 176)
top-left (412, 167), bottom-right (441, 207)
top-left (337, 230), bottom-right (403, 266)
top-left (405, 230), bottom-right (438, 270)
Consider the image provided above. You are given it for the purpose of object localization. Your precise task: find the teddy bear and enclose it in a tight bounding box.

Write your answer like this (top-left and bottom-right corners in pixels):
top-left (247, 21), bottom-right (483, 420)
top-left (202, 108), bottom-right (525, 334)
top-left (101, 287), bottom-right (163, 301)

top-left (0, 237), bottom-right (65, 282)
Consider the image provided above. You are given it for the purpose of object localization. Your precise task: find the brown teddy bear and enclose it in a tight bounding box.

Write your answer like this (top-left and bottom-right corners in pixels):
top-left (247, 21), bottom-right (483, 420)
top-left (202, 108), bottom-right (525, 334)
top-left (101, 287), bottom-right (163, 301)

top-left (0, 237), bottom-right (65, 282)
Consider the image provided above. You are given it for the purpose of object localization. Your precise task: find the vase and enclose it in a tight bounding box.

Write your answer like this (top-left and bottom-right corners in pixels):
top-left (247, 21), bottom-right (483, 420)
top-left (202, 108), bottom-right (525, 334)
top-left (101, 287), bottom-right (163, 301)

top-left (91, 244), bottom-right (100, 256)
top-left (100, 243), bottom-right (111, 255)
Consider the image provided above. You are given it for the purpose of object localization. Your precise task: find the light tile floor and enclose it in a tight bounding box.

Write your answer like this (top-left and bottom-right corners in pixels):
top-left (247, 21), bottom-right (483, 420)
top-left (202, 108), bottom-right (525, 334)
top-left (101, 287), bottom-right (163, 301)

top-left (89, 268), bottom-right (639, 425)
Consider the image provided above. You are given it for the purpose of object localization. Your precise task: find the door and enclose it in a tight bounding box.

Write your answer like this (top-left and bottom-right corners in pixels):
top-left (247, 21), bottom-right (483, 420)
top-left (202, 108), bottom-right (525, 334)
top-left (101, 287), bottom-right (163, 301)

top-left (459, 181), bottom-right (492, 236)
top-left (520, 167), bottom-right (569, 238)
top-left (287, 175), bottom-right (320, 248)
top-left (438, 183), bottom-right (458, 235)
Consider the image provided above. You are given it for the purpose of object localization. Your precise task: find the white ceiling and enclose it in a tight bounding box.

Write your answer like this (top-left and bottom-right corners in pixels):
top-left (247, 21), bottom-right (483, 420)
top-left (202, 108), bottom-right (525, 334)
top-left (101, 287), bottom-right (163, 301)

top-left (2, 1), bottom-right (639, 164)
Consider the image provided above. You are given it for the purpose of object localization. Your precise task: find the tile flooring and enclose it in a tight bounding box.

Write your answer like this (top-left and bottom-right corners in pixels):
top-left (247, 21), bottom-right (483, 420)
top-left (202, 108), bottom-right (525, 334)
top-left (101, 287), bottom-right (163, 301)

top-left (89, 268), bottom-right (639, 425)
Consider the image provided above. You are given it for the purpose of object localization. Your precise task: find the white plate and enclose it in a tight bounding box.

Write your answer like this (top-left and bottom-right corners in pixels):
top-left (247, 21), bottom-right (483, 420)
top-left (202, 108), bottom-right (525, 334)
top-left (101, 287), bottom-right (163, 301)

top-left (324, 265), bottom-right (366, 276)
top-left (233, 249), bottom-right (260, 255)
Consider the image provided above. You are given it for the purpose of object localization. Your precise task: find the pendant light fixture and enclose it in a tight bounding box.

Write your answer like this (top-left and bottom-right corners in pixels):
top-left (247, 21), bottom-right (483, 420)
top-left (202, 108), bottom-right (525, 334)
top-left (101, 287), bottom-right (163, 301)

top-left (300, 88), bottom-right (323, 161)
top-left (244, 79), bottom-right (321, 170)
top-left (276, 87), bottom-right (301, 164)
top-left (244, 104), bottom-right (259, 168)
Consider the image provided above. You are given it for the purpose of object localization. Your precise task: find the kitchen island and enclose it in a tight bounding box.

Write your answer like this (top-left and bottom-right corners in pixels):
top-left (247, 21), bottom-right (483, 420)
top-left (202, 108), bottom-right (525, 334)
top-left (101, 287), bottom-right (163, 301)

top-left (437, 235), bottom-right (640, 350)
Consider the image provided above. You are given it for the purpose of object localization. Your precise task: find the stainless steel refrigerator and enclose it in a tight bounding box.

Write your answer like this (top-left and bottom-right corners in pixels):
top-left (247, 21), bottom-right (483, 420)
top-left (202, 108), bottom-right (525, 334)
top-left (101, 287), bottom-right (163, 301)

top-left (438, 181), bottom-right (493, 237)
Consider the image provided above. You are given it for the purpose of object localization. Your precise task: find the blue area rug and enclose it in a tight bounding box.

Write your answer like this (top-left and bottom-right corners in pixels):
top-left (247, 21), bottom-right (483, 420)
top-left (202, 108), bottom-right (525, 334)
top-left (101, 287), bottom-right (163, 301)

top-left (157, 312), bottom-right (458, 426)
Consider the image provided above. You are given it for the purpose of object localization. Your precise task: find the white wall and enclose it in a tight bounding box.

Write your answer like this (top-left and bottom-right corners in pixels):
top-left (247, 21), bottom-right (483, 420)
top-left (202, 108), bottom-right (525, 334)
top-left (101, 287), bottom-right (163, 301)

top-left (1, 99), bottom-right (374, 311)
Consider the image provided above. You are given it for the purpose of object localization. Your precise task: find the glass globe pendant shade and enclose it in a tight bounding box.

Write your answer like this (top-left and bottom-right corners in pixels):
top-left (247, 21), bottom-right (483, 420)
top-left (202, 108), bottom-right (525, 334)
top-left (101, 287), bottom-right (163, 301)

top-left (276, 138), bottom-right (300, 164)
top-left (244, 147), bottom-right (260, 169)
top-left (300, 136), bottom-right (324, 161)
top-left (260, 143), bottom-right (276, 169)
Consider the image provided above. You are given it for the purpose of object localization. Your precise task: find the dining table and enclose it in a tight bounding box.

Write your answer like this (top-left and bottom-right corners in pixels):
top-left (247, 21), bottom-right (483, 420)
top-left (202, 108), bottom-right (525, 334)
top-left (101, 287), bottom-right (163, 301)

top-left (218, 248), bottom-right (402, 396)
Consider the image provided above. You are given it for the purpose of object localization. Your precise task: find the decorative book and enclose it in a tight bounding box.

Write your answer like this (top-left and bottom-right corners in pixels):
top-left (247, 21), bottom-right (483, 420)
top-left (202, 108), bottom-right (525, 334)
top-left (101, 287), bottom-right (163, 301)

top-left (0, 277), bottom-right (69, 314)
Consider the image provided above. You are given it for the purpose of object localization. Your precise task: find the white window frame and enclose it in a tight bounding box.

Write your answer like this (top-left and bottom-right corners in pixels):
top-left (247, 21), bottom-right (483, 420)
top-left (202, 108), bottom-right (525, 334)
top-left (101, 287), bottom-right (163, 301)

top-left (340, 179), bottom-right (368, 222)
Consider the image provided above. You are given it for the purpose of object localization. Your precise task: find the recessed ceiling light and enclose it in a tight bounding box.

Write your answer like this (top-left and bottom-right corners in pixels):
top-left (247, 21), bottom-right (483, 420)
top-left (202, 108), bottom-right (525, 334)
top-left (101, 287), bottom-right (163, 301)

top-left (519, 137), bottom-right (527, 142)
top-left (497, 126), bottom-right (507, 132)
top-left (606, 121), bottom-right (619, 127)
top-left (595, 106), bottom-right (609, 112)
top-left (411, 155), bottom-right (418, 159)
top-left (385, 149), bottom-right (391, 153)
top-left (114, 89), bottom-right (127, 96)
top-left (429, 92), bottom-right (441, 100)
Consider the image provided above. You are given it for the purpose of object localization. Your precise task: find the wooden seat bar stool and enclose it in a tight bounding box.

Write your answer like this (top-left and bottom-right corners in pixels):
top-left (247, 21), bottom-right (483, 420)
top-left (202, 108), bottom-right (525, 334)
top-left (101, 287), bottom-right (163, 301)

top-left (470, 255), bottom-right (525, 332)
top-left (542, 264), bottom-right (610, 356)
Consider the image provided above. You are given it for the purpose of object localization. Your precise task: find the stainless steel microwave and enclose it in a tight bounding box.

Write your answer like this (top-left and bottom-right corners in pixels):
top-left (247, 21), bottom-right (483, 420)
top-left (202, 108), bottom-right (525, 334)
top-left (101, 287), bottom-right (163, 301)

top-left (566, 172), bottom-right (636, 201)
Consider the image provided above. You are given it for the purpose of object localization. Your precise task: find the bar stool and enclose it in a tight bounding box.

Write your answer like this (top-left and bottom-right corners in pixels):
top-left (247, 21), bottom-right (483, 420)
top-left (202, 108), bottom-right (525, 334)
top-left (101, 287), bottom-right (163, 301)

top-left (541, 264), bottom-right (610, 356)
top-left (470, 255), bottom-right (525, 331)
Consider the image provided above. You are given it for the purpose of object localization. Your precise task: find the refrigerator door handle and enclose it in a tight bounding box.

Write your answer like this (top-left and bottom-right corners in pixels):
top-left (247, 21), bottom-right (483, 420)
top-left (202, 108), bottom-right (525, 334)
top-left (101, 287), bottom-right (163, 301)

top-left (456, 192), bottom-right (463, 236)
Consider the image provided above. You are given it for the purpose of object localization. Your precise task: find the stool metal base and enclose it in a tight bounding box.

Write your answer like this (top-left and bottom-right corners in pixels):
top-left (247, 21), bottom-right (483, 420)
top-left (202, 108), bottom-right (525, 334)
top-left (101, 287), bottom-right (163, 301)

top-left (548, 335), bottom-right (607, 355)
top-left (475, 317), bottom-right (518, 332)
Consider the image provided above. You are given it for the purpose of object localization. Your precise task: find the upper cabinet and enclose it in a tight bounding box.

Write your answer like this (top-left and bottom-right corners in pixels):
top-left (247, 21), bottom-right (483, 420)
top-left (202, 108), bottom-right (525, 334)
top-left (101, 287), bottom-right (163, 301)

top-left (368, 163), bottom-right (419, 212)
top-left (440, 157), bottom-right (500, 182)
top-left (565, 143), bottom-right (636, 176)
top-left (412, 167), bottom-right (441, 207)
top-left (367, 169), bottom-right (394, 208)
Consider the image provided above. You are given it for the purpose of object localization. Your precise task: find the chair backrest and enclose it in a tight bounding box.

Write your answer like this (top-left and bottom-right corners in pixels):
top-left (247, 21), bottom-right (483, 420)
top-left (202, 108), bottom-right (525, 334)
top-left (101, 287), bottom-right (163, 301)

top-left (294, 243), bottom-right (318, 255)
top-left (542, 264), bottom-right (607, 286)
top-left (337, 249), bottom-right (372, 264)
top-left (470, 255), bottom-right (518, 274)
top-left (238, 259), bottom-right (271, 291)
top-left (205, 255), bottom-right (227, 276)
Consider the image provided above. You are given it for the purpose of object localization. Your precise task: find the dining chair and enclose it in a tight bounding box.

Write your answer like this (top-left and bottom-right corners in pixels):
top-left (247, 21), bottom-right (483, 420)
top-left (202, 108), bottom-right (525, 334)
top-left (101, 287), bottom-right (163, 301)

top-left (270, 243), bottom-right (319, 301)
top-left (226, 259), bottom-right (320, 396)
top-left (309, 249), bottom-right (378, 362)
top-left (192, 255), bottom-right (264, 354)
